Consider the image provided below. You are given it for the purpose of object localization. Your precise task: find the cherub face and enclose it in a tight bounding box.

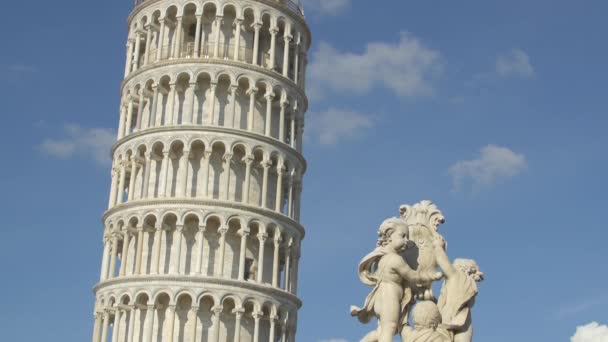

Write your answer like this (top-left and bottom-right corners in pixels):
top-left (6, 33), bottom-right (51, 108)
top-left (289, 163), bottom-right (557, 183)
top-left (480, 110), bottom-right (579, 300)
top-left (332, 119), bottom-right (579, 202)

top-left (387, 225), bottom-right (409, 252)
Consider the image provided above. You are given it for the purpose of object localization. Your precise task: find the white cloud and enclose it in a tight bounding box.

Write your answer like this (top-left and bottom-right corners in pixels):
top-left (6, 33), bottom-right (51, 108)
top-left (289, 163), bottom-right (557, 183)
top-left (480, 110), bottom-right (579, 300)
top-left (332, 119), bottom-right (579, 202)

top-left (496, 49), bottom-right (535, 78)
top-left (303, 0), bottom-right (350, 15)
top-left (571, 322), bottom-right (608, 342)
top-left (308, 108), bottom-right (373, 145)
top-left (308, 32), bottom-right (442, 100)
top-left (449, 145), bottom-right (527, 191)
top-left (39, 124), bottom-right (115, 165)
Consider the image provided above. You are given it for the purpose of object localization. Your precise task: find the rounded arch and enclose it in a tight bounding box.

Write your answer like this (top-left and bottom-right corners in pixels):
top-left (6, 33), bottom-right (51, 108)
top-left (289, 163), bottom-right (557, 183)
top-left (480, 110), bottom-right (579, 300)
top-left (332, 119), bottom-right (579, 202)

top-left (181, 211), bottom-right (203, 224)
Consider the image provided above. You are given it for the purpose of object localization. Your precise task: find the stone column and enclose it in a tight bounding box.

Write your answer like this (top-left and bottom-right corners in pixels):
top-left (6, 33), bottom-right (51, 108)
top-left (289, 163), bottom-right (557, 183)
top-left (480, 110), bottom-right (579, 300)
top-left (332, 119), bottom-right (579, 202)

top-left (194, 15), bottom-right (202, 58)
top-left (256, 232), bottom-right (267, 283)
top-left (269, 27), bottom-right (278, 69)
top-left (158, 151), bottom-right (170, 197)
top-left (237, 227), bottom-right (249, 280)
top-left (230, 85), bottom-right (238, 124)
top-left (144, 26), bottom-right (153, 65)
top-left (156, 19), bottom-right (166, 62)
top-left (165, 83), bottom-right (176, 125)
top-left (284, 240), bottom-right (292, 290)
top-left (92, 312), bottom-right (103, 342)
top-left (189, 82), bottom-right (198, 124)
top-left (109, 234), bottom-right (119, 279)
top-left (233, 308), bottom-right (244, 341)
top-left (132, 32), bottom-right (142, 72)
top-left (196, 225), bottom-right (206, 274)
top-left (188, 307), bottom-right (199, 341)
top-left (165, 305), bottom-right (176, 342)
top-left (243, 155), bottom-right (254, 203)
top-left (111, 310), bottom-right (121, 342)
top-left (173, 17), bottom-right (183, 58)
top-left (264, 92), bottom-right (275, 136)
top-left (171, 225), bottom-right (184, 274)
top-left (127, 159), bottom-right (138, 201)
top-left (222, 153), bottom-right (233, 201)
top-left (269, 315), bottom-right (277, 342)
top-left (149, 86), bottom-right (159, 128)
top-left (294, 43), bottom-right (301, 84)
top-left (124, 98), bottom-right (135, 137)
top-left (287, 176), bottom-right (294, 218)
top-left (281, 324), bottom-right (288, 342)
top-left (100, 311), bottom-right (111, 342)
top-left (201, 151), bottom-right (212, 198)
top-left (261, 160), bottom-right (271, 209)
top-left (127, 306), bottom-right (136, 342)
top-left (217, 226), bottom-right (228, 277)
top-left (182, 84), bottom-right (194, 125)
top-left (275, 164), bottom-right (285, 212)
top-left (155, 87), bottom-right (165, 126)
top-left (246, 87), bottom-right (257, 131)
top-left (119, 231), bottom-right (130, 277)
top-left (151, 226), bottom-right (163, 274)
top-left (179, 150), bottom-right (190, 198)
top-left (252, 22), bottom-right (262, 65)
top-left (272, 232), bottom-right (282, 288)
top-left (207, 83), bottom-right (217, 125)
top-left (117, 104), bottom-right (127, 140)
top-left (211, 306), bottom-right (223, 342)
top-left (252, 311), bottom-right (262, 342)
top-left (213, 16), bottom-right (222, 58)
top-left (282, 35), bottom-right (293, 77)
top-left (108, 167), bottom-right (119, 208)
top-left (289, 113), bottom-right (296, 149)
top-left (124, 38), bottom-right (134, 77)
top-left (279, 101), bottom-right (288, 142)
top-left (142, 154), bottom-right (152, 199)
top-left (233, 19), bottom-right (242, 61)
top-left (135, 92), bottom-right (145, 131)
top-left (143, 305), bottom-right (155, 342)
top-left (135, 226), bottom-right (145, 275)
top-left (100, 238), bottom-right (111, 281)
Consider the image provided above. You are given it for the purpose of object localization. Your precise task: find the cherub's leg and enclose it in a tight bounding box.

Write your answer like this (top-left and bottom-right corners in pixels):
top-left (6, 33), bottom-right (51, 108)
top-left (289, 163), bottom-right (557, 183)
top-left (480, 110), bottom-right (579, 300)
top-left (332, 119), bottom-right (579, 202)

top-left (378, 320), bottom-right (398, 342)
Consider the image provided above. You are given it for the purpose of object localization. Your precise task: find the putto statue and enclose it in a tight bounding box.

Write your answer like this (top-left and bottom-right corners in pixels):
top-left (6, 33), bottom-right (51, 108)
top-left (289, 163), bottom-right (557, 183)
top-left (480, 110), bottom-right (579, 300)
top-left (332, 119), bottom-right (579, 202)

top-left (351, 201), bottom-right (484, 342)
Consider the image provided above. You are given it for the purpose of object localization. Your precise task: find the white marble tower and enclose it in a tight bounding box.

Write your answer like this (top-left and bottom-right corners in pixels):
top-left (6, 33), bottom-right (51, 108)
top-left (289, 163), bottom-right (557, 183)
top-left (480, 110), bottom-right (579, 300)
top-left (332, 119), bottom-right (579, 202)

top-left (92, 0), bottom-right (310, 341)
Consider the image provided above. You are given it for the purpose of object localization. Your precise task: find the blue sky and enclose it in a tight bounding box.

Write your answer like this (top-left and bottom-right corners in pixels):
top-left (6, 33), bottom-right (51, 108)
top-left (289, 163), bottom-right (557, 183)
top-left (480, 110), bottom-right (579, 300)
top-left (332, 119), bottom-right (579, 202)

top-left (0, 0), bottom-right (607, 341)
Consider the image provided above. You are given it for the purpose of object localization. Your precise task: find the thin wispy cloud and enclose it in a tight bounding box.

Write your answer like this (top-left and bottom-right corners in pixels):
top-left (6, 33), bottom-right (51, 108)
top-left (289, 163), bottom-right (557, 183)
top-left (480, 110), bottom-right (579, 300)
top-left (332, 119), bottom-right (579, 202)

top-left (571, 322), bottom-right (608, 342)
top-left (557, 296), bottom-right (608, 319)
top-left (39, 124), bottom-right (116, 165)
top-left (496, 49), bottom-right (535, 78)
top-left (449, 145), bottom-right (527, 191)
top-left (308, 108), bottom-right (373, 145)
top-left (304, 0), bottom-right (350, 15)
top-left (308, 32), bottom-right (442, 101)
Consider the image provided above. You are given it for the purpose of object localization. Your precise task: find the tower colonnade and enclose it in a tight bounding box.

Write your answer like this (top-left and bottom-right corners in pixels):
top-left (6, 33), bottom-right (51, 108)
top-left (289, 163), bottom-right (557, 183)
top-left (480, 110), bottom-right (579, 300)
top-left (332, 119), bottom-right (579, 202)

top-left (124, 0), bottom-right (309, 87)
top-left (93, 0), bottom-right (309, 341)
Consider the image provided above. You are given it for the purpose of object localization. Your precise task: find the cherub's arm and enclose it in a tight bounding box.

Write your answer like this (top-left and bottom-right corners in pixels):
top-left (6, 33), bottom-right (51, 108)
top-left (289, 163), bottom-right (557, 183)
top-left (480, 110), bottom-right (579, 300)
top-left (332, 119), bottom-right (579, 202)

top-left (433, 237), bottom-right (457, 279)
top-left (393, 255), bottom-right (442, 283)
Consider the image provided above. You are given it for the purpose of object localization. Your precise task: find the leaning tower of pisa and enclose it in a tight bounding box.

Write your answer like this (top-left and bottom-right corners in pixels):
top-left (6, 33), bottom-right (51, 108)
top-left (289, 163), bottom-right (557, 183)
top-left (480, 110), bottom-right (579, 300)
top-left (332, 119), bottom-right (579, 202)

top-left (91, 0), bottom-right (309, 341)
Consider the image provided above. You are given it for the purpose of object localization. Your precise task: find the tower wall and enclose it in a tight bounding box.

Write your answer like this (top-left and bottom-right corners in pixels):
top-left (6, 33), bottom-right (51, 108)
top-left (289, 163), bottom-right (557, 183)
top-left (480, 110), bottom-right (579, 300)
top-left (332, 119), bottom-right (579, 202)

top-left (91, 1), bottom-right (309, 341)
